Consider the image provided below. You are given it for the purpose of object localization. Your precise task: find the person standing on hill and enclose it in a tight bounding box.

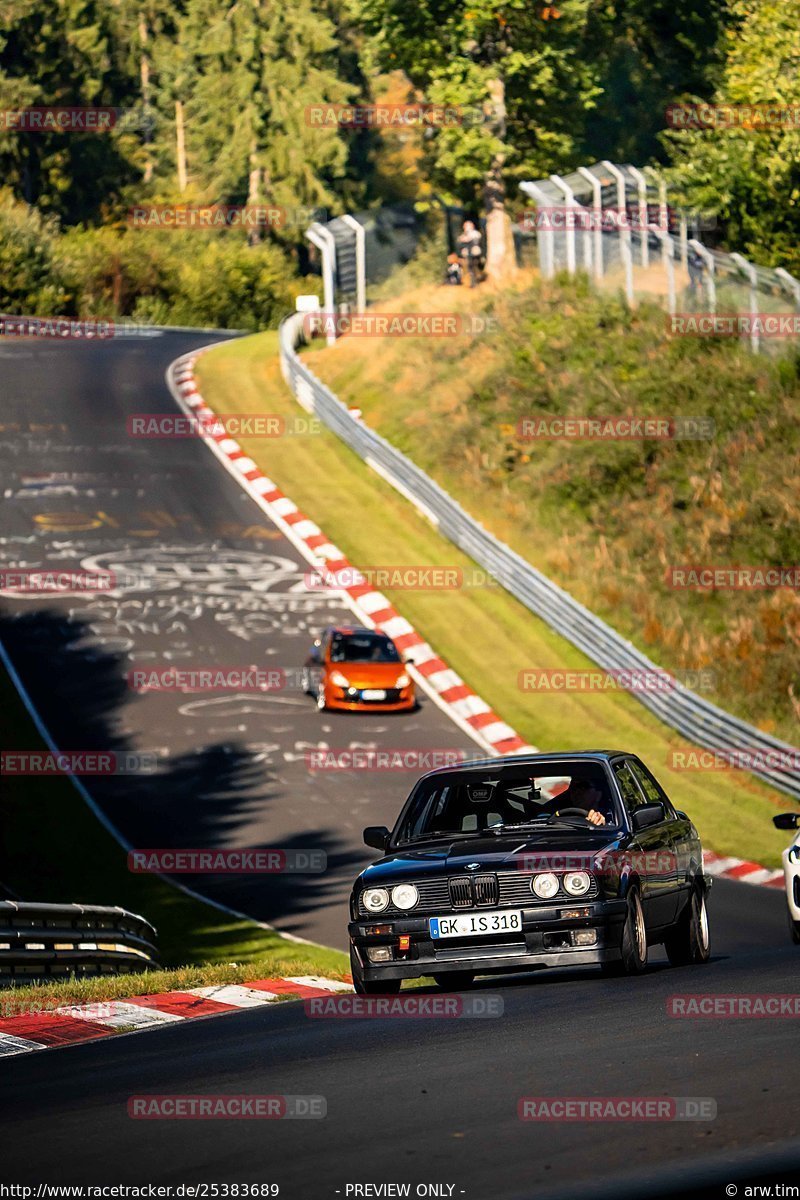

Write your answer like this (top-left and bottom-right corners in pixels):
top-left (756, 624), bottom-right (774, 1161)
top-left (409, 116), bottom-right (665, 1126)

top-left (457, 219), bottom-right (484, 288)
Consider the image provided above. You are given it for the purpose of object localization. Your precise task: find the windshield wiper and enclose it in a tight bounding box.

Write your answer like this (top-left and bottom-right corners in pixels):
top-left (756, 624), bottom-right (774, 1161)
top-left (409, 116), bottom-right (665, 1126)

top-left (485, 819), bottom-right (551, 835)
top-left (400, 830), bottom-right (488, 846)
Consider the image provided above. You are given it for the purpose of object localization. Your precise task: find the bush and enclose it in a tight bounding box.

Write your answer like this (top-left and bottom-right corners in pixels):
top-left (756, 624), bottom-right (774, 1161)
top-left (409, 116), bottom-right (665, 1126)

top-left (0, 189), bottom-right (68, 314)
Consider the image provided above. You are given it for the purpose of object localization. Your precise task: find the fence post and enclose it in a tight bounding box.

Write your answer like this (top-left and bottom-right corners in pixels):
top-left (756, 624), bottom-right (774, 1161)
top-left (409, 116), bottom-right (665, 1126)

top-left (730, 252), bottom-right (760, 353)
top-left (689, 239), bottom-right (716, 314)
top-left (340, 215), bottom-right (366, 313)
top-left (628, 166), bottom-right (649, 269)
top-left (307, 223), bottom-right (337, 345)
top-left (577, 166), bottom-right (603, 281)
top-left (549, 174), bottom-right (577, 275)
top-left (601, 160), bottom-right (633, 289)
top-left (520, 182), bottom-right (555, 278)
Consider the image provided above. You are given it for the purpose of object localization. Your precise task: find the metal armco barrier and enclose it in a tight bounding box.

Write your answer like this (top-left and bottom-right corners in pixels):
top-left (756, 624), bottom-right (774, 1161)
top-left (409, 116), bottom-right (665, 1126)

top-left (280, 313), bottom-right (800, 800)
top-left (0, 901), bottom-right (159, 981)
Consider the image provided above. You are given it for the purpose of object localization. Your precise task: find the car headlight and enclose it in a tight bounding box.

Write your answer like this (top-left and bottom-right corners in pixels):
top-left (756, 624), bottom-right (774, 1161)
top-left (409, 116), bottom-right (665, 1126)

top-left (391, 883), bottom-right (419, 910)
top-left (564, 871), bottom-right (591, 896)
top-left (532, 872), bottom-right (559, 899)
top-left (396, 673), bottom-right (411, 688)
top-left (362, 887), bottom-right (389, 913)
top-left (789, 846), bottom-right (800, 864)
top-left (330, 670), bottom-right (350, 688)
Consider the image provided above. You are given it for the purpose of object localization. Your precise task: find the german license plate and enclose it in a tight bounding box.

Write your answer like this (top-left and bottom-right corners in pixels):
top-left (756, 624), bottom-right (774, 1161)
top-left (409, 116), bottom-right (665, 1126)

top-left (429, 909), bottom-right (523, 939)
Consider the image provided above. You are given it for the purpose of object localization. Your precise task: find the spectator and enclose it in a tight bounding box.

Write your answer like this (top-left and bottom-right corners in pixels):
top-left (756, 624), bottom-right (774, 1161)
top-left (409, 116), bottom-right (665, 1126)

top-left (457, 219), bottom-right (484, 288)
top-left (445, 253), bottom-right (463, 286)
top-left (687, 248), bottom-right (705, 302)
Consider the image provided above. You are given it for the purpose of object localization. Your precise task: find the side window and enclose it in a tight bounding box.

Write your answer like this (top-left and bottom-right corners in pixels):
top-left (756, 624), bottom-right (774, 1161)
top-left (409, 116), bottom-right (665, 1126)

top-left (628, 759), bottom-right (676, 818)
top-left (613, 761), bottom-right (647, 818)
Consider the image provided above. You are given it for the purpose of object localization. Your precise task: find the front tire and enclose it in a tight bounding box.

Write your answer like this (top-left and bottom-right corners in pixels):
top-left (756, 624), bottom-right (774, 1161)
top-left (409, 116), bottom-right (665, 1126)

top-left (350, 946), bottom-right (401, 996)
top-left (664, 886), bottom-right (711, 967)
top-left (790, 913), bottom-right (800, 945)
top-left (603, 886), bottom-right (648, 976)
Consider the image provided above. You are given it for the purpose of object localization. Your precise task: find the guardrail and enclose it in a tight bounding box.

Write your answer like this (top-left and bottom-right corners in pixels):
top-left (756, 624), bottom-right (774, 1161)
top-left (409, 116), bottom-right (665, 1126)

top-left (0, 901), bottom-right (159, 982)
top-left (280, 313), bottom-right (800, 800)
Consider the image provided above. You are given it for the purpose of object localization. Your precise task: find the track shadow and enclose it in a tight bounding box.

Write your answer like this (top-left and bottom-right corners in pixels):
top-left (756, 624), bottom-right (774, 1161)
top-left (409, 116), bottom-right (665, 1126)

top-left (0, 609), bottom-right (365, 931)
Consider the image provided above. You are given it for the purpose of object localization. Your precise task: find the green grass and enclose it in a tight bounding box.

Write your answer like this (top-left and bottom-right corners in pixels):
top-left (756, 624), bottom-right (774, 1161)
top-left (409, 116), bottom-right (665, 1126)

top-left (196, 332), bottom-right (796, 869)
top-left (0, 661), bottom-right (348, 1004)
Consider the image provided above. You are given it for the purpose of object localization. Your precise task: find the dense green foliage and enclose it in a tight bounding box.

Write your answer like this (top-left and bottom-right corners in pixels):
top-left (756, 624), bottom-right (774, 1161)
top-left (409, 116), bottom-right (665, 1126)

top-left (0, 0), bottom-right (797, 320)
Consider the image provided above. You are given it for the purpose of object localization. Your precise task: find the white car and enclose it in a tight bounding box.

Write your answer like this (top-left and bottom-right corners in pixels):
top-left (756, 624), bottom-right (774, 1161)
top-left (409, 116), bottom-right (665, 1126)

top-left (774, 813), bottom-right (800, 944)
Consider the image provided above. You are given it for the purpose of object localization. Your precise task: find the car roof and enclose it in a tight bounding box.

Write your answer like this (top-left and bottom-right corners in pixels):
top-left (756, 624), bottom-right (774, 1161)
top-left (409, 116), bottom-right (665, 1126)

top-left (417, 751), bottom-right (631, 781)
top-left (328, 626), bottom-right (390, 637)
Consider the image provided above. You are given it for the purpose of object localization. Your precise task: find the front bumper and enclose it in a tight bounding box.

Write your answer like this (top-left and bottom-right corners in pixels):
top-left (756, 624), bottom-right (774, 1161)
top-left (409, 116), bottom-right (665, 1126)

top-left (349, 900), bottom-right (628, 981)
top-left (326, 685), bottom-right (415, 712)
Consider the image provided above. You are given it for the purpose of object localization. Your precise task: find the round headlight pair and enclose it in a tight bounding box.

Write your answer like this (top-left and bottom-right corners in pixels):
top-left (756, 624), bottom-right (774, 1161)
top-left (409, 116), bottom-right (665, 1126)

top-left (531, 871), bottom-right (591, 899)
top-left (362, 883), bottom-right (419, 912)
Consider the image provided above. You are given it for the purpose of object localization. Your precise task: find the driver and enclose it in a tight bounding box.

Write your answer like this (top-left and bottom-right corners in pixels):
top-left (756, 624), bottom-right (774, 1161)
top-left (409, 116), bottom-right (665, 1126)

top-left (552, 777), bottom-right (608, 826)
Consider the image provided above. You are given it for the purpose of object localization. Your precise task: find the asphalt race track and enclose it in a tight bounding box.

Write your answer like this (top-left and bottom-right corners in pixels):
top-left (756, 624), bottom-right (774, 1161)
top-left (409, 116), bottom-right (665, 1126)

top-left (0, 879), bottom-right (798, 1196)
top-left (1, 334), bottom-right (798, 1197)
top-left (0, 332), bottom-right (478, 947)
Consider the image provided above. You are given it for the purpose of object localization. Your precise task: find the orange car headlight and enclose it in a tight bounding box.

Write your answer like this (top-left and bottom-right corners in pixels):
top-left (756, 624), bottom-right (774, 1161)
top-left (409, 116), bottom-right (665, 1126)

top-left (396, 673), bottom-right (411, 688)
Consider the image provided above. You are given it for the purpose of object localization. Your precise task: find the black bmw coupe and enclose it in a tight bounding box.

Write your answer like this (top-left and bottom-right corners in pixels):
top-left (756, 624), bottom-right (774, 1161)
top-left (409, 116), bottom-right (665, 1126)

top-left (348, 751), bottom-right (711, 993)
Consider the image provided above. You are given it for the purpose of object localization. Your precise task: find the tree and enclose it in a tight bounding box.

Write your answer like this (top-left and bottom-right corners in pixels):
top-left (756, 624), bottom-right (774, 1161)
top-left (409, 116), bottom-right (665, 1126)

top-left (663, 0), bottom-right (800, 272)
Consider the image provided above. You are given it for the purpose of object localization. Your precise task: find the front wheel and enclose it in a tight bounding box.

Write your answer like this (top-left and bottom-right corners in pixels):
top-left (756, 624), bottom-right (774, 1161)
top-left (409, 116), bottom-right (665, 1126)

top-left (790, 913), bottom-right (800, 945)
top-left (350, 946), bottom-right (401, 996)
top-left (664, 886), bottom-right (711, 966)
top-left (603, 886), bottom-right (648, 976)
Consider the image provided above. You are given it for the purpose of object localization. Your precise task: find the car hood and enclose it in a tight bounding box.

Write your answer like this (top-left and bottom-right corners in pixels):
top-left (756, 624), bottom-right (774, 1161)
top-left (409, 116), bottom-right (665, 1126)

top-left (360, 829), bottom-right (627, 882)
top-left (326, 662), bottom-right (407, 686)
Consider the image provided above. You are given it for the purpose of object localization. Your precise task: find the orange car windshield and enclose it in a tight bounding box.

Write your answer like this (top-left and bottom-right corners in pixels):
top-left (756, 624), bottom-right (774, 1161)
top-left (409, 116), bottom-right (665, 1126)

top-left (330, 633), bottom-right (401, 664)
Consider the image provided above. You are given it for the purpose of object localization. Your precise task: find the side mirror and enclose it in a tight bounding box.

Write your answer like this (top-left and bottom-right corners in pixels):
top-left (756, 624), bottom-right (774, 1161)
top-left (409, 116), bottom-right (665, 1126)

top-left (404, 656), bottom-right (415, 666)
top-left (773, 813), bottom-right (800, 831)
top-left (363, 825), bottom-right (390, 852)
top-left (632, 802), bottom-right (665, 832)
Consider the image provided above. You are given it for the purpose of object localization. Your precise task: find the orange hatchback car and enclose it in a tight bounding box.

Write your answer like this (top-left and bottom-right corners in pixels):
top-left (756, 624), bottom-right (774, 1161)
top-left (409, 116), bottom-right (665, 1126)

top-left (302, 626), bottom-right (416, 712)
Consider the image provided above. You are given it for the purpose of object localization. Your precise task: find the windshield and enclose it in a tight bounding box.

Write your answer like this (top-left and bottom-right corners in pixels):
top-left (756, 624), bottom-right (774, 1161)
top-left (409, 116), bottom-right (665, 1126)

top-left (330, 632), bottom-right (401, 664)
top-left (395, 764), bottom-right (622, 844)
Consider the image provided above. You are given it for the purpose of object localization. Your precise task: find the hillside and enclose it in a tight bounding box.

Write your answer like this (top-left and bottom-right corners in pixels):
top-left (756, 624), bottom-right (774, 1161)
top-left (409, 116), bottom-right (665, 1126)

top-left (304, 273), bottom-right (800, 745)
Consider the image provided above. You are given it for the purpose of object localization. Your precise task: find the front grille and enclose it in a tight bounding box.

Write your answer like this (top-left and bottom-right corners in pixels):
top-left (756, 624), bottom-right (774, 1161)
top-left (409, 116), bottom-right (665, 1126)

top-left (473, 874), bottom-right (499, 906)
top-left (357, 870), bottom-right (598, 916)
top-left (448, 878), bottom-right (473, 909)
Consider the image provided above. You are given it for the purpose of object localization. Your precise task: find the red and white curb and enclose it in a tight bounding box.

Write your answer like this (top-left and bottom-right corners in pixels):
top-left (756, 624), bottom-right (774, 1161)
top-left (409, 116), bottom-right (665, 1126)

top-left (0, 976), bottom-right (352, 1057)
top-left (702, 850), bottom-right (784, 888)
top-left (166, 352), bottom-right (785, 888)
top-left (167, 352), bottom-right (532, 759)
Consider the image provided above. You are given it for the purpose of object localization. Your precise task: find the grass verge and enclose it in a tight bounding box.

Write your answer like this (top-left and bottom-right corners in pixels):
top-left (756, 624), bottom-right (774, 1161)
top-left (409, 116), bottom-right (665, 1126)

top-left (0, 659), bottom-right (348, 1006)
top-left (196, 332), bottom-right (795, 868)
